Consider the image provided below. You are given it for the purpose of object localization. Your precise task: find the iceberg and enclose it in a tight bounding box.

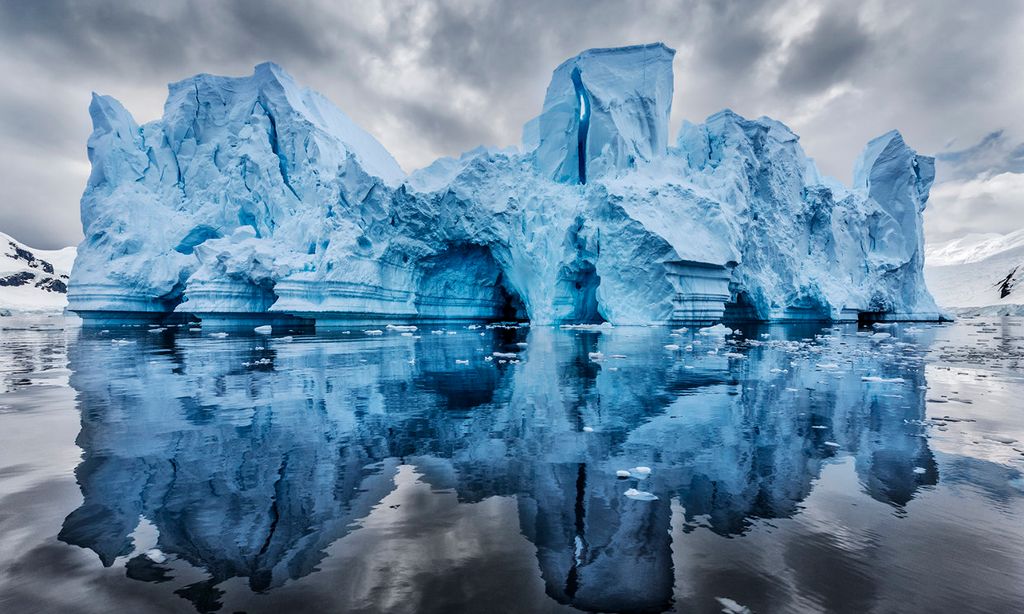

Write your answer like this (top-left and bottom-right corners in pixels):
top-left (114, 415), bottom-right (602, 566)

top-left (69, 43), bottom-right (942, 327)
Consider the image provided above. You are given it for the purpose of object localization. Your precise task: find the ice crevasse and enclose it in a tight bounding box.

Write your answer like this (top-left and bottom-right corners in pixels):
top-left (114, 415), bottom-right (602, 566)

top-left (69, 43), bottom-right (942, 327)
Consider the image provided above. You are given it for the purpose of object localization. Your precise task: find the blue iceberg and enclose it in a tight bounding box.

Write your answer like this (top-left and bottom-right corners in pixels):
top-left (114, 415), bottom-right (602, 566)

top-left (69, 43), bottom-right (941, 327)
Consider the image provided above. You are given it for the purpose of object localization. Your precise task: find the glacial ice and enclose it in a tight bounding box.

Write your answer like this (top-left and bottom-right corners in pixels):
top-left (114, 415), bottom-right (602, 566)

top-left (69, 43), bottom-right (942, 327)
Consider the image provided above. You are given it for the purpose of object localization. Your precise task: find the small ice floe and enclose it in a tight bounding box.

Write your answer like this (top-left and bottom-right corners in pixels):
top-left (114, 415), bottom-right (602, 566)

top-left (913, 467), bottom-right (927, 474)
top-left (823, 441), bottom-right (841, 448)
top-left (698, 324), bottom-right (733, 336)
top-left (455, 359), bottom-right (469, 365)
top-left (407, 359), bottom-right (416, 365)
top-left (588, 351), bottom-right (605, 361)
top-left (111, 339), bottom-right (135, 345)
top-left (715, 597), bottom-right (752, 614)
top-left (148, 327), bottom-right (166, 333)
top-left (365, 329), bottom-right (384, 336)
top-left (493, 351), bottom-right (517, 359)
top-left (467, 324), bottom-right (480, 330)
top-left (664, 344), bottom-right (681, 351)
top-left (624, 488), bottom-right (658, 501)
top-left (632, 466), bottom-right (652, 476)
top-left (210, 332), bottom-right (229, 338)
top-left (386, 324), bottom-right (418, 332)
top-left (616, 470), bottom-right (631, 478)
top-left (145, 549), bottom-right (167, 564)
top-left (816, 363), bottom-right (840, 370)
top-left (516, 342), bottom-right (529, 347)
top-left (400, 332), bottom-right (414, 337)
top-left (431, 330), bottom-right (445, 335)
top-left (279, 336), bottom-right (294, 342)
top-left (447, 331), bottom-right (457, 335)
top-left (559, 322), bottom-right (613, 330)
top-left (484, 356), bottom-right (494, 362)
top-left (610, 354), bottom-right (627, 359)
top-left (582, 426), bottom-right (594, 433)
top-left (242, 358), bottom-right (272, 367)
top-left (861, 376), bottom-right (905, 383)
top-left (811, 425), bottom-right (828, 430)
top-left (724, 352), bottom-right (745, 359)
top-left (983, 434), bottom-right (1018, 445)
top-left (254, 325), bottom-right (272, 334)
top-left (870, 332), bottom-right (892, 341)
top-left (872, 322), bottom-right (896, 330)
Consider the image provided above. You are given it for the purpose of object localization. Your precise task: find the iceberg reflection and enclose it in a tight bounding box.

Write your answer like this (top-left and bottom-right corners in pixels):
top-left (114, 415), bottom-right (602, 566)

top-left (59, 324), bottom-right (939, 612)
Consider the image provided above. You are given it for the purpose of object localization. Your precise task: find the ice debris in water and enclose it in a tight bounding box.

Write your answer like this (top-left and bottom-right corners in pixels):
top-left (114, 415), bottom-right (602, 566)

top-left (144, 549), bottom-right (167, 564)
top-left (699, 324), bottom-right (733, 337)
top-left (616, 470), bottom-right (631, 478)
top-left (582, 426), bottom-right (594, 433)
top-left (861, 376), bottom-right (905, 383)
top-left (624, 488), bottom-right (658, 501)
top-left (254, 325), bottom-right (272, 334)
top-left (209, 332), bottom-right (228, 338)
top-left (715, 597), bottom-right (752, 614)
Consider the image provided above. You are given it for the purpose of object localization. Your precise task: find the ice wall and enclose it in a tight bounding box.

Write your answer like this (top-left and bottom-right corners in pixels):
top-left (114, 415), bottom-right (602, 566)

top-left (69, 45), bottom-right (942, 327)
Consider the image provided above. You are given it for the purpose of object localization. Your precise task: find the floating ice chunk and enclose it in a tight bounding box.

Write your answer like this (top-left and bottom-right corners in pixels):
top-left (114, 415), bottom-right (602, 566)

top-left (861, 376), bottom-right (905, 383)
top-left (145, 549), bottom-right (167, 564)
top-left (671, 327), bottom-right (688, 333)
top-left (811, 425), bottom-right (828, 429)
top-left (210, 332), bottom-right (228, 338)
top-left (400, 332), bottom-right (414, 337)
top-left (455, 359), bottom-right (469, 365)
top-left (624, 488), bottom-right (658, 501)
top-left (386, 324), bottom-right (418, 332)
top-left (871, 332), bottom-right (892, 341)
top-left (493, 351), bottom-right (517, 358)
top-left (699, 324), bottom-right (733, 336)
top-left (664, 344), bottom-right (681, 351)
top-left (913, 467), bottom-right (927, 474)
top-left (582, 426), bottom-right (594, 432)
top-left (715, 597), bottom-right (752, 614)
top-left (824, 441), bottom-right (841, 448)
top-left (588, 351), bottom-right (605, 361)
top-left (816, 363), bottom-right (840, 369)
top-left (516, 342), bottom-right (529, 347)
top-left (254, 325), bottom-right (272, 334)
top-left (365, 329), bottom-right (384, 335)
top-left (148, 327), bottom-right (166, 333)
top-left (616, 470), bottom-right (631, 478)
top-left (633, 466), bottom-right (652, 476)
top-left (279, 336), bottom-right (294, 342)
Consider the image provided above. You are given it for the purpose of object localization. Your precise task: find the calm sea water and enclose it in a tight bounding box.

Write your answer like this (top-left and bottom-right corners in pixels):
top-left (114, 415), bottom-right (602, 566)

top-left (1, 316), bottom-right (1022, 614)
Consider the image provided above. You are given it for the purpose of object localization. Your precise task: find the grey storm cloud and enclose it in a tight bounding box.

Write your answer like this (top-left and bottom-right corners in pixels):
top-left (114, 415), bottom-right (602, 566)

top-left (0, 0), bottom-right (1022, 248)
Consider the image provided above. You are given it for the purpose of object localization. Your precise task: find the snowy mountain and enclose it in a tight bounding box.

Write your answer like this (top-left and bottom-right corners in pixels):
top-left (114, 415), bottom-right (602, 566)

top-left (68, 44), bottom-right (940, 327)
top-left (924, 229), bottom-right (1024, 315)
top-left (0, 232), bottom-right (76, 314)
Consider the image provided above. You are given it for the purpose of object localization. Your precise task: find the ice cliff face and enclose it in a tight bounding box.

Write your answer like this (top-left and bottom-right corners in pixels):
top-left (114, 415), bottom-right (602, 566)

top-left (69, 44), bottom-right (941, 327)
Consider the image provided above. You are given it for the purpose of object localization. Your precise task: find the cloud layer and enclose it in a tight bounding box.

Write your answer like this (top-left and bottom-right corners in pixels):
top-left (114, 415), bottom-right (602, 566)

top-left (1, 0), bottom-right (1021, 248)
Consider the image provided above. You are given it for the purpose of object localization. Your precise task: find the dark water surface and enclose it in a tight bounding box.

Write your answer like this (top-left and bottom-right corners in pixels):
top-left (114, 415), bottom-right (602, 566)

top-left (1, 316), bottom-right (1023, 613)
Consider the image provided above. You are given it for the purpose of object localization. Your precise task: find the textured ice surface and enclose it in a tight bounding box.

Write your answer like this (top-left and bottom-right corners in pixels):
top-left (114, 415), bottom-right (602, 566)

top-left (69, 44), bottom-right (941, 327)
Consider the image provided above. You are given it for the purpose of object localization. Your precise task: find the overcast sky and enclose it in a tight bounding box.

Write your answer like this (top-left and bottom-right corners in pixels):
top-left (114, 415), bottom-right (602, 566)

top-left (1, 0), bottom-right (1022, 249)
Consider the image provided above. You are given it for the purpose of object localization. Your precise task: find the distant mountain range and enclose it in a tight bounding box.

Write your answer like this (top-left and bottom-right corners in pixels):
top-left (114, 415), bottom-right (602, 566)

top-left (0, 232), bottom-right (76, 315)
top-left (924, 229), bottom-right (1024, 315)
